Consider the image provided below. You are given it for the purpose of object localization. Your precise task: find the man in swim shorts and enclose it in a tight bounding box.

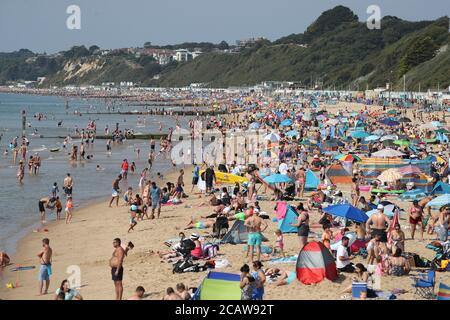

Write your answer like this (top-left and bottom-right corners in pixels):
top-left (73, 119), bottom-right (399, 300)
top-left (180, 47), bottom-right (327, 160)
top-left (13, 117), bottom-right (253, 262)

top-left (366, 204), bottom-right (390, 249)
top-left (245, 210), bottom-right (268, 263)
top-left (37, 238), bottom-right (52, 295)
top-left (109, 175), bottom-right (122, 208)
top-left (150, 182), bottom-right (162, 219)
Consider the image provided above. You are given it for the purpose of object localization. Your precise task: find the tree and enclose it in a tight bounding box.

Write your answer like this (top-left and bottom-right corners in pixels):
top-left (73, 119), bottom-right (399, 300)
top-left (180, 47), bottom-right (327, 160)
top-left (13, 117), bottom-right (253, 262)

top-left (89, 45), bottom-right (100, 54)
top-left (144, 42), bottom-right (152, 48)
top-left (398, 36), bottom-right (438, 75)
top-left (217, 41), bottom-right (229, 50)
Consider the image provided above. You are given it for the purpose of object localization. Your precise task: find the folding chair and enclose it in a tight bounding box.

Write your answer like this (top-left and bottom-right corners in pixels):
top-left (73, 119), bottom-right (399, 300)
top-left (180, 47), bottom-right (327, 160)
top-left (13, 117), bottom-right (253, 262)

top-left (411, 270), bottom-right (436, 299)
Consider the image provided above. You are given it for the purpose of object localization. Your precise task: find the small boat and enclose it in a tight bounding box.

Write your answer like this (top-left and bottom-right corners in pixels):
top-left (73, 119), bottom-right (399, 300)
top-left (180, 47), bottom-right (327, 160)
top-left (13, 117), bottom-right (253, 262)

top-left (49, 148), bottom-right (60, 152)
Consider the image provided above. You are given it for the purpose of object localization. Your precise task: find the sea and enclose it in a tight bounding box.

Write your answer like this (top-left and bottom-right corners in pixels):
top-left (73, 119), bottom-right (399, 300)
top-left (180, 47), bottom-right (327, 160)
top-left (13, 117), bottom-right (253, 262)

top-left (0, 92), bottom-right (192, 254)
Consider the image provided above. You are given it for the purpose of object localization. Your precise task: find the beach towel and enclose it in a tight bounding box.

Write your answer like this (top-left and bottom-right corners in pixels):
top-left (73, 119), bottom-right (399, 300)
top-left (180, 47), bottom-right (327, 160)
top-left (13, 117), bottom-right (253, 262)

top-left (437, 283), bottom-right (450, 300)
top-left (243, 245), bottom-right (273, 254)
top-left (214, 259), bottom-right (231, 269)
top-left (268, 255), bottom-right (298, 264)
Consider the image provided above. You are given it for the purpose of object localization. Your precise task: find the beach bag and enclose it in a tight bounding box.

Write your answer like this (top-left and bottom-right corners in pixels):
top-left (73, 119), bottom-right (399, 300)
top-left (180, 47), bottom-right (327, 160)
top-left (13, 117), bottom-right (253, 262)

top-left (202, 243), bottom-right (219, 259)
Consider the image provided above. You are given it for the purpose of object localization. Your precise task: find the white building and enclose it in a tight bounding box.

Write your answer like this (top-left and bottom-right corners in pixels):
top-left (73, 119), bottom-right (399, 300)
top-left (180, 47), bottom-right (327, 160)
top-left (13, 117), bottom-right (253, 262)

top-left (174, 49), bottom-right (191, 62)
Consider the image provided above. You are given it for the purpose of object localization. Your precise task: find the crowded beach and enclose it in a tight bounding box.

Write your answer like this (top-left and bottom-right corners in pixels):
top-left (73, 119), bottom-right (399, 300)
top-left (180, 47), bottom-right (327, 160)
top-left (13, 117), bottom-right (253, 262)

top-left (1, 91), bottom-right (450, 301)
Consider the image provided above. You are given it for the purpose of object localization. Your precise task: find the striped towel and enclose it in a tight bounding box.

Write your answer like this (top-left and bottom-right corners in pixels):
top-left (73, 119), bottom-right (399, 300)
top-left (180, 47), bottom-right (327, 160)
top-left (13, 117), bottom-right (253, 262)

top-left (437, 283), bottom-right (450, 300)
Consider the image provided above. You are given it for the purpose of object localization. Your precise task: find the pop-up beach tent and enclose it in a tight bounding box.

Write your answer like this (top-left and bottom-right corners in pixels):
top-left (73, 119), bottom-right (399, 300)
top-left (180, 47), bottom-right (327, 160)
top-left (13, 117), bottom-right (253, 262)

top-left (221, 220), bottom-right (268, 244)
top-left (278, 205), bottom-right (299, 233)
top-left (296, 241), bottom-right (338, 285)
top-left (305, 169), bottom-right (320, 190)
top-left (192, 271), bottom-right (241, 300)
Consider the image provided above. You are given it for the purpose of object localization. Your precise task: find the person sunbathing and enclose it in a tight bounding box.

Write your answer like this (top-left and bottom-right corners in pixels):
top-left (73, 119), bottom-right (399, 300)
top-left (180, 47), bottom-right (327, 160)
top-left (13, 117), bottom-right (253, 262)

top-left (265, 268), bottom-right (296, 286)
top-left (185, 216), bottom-right (215, 230)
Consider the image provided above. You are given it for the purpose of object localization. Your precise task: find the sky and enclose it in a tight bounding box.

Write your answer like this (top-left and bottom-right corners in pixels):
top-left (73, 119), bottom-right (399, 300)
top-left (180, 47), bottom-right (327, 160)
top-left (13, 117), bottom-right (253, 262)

top-left (0, 0), bottom-right (448, 53)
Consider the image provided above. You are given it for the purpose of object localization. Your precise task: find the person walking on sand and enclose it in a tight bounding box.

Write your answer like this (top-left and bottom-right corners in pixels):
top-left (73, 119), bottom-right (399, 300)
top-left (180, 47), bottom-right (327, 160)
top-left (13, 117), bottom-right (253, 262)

top-left (290, 205), bottom-right (310, 251)
top-left (191, 163), bottom-right (200, 193)
top-left (37, 238), bottom-right (52, 295)
top-left (244, 209), bottom-right (268, 263)
top-left (150, 181), bottom-right (162, 219)
top-left (109, 175), bottom-right (122, 207)
top-left (65, 196), bottom-right (74, 224)
top-left (110, 238), bottom-right (125, 300)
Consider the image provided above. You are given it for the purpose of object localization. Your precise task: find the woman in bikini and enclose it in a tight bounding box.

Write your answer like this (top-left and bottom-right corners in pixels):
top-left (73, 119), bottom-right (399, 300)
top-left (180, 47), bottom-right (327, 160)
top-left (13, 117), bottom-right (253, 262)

top-left (409, 200), bottom-right (424, 240)
top-left (296, 167), bottom-right (306, 199)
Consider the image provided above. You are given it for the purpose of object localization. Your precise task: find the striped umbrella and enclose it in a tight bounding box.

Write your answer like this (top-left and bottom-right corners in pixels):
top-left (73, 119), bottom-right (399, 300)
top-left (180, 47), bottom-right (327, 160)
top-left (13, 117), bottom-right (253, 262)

top-left (335, 153), bottom-right (361, 162)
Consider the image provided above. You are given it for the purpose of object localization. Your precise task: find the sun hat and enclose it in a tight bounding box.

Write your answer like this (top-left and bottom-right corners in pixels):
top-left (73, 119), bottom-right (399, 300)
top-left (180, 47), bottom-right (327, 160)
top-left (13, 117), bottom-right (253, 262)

top-left (190, 233), bottom-right (200, 240)
top-left (377, 204), bottom-right (384, 210)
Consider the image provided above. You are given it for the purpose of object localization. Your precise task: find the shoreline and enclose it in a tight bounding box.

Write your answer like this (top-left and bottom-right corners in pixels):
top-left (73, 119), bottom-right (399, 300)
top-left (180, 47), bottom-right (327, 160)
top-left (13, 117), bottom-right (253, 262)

top-left (0, 164), bottom-right (187, 299)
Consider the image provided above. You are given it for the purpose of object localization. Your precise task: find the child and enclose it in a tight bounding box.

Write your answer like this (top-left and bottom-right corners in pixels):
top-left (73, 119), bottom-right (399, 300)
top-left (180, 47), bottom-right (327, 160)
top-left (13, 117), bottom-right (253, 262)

top-left (65, 197), bottom-right (73, 224)
top-left (273, 229), bottom-right (285, 257)
top-left (51, 182), bottom-right (59, 198)
top-left (55, 197), bottom-right (62, 220)
top-left (128, 205), bottom-right (138, 233)
top-left (124, 187), bottom-right (133, 205)
top-left (130, 161), bottom-right (136, 174)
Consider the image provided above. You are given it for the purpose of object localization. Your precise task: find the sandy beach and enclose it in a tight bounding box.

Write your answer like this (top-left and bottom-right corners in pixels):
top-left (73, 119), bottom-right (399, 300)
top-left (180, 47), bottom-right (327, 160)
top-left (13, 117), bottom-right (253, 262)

top-left (1, 101), bottom-right (449, 300)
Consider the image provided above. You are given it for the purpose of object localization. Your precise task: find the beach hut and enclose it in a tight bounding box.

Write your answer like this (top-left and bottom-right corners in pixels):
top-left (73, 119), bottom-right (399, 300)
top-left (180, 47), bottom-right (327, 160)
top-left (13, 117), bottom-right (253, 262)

top-left (296, 241), bottom-right (338, 285)
top-left (192, 271), bottom-right (241, 300)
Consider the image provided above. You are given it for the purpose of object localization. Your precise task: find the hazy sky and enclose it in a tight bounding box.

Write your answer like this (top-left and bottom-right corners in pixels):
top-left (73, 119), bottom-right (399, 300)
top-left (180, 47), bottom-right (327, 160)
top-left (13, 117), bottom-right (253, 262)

top-left (0, 0), bottom-right (448, 53)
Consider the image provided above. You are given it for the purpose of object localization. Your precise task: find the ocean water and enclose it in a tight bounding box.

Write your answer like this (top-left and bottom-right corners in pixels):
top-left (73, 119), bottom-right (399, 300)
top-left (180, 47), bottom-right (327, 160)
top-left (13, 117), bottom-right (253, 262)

top-left (0, 93), bottom-right (191, 254)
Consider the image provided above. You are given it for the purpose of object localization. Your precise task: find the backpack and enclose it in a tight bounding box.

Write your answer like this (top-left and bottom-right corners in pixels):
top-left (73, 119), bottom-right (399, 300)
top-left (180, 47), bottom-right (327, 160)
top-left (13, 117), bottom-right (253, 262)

top-left (202, 243), bottom-right (219, 259)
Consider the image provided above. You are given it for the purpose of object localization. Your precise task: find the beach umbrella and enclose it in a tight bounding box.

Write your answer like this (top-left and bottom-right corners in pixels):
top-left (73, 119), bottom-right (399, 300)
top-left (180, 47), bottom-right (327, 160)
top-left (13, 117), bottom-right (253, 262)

top-left (431, 121), bottom-right (443, 128)
top-left (350, 131), bottom-right (370, 139)
top-left (425, 194), bottom-right (450, 207)
top-left (249, 122), bottom-right (260, 129)
top-left (380, 134), bottom-right (398, 141)
top-left (399, 189), bottom-right (427, 201)
top-left (264, 132), bottom-right (280, 142)
top-left (398, 117), bottom-right (412, 123)
top-left (256, 112), bottom-right (265, 118)
top-left (274, 111), bottom-right (284, 118)
top-left (379, 119), bottom-right (400, 126)
top-left (377, 168), bottom-right (403, 182)
top-left (393, 139), bottom-right (410, 146)
top-left (280, 119), bottom-right (293, 126)
top-left (323, 204), bottom-right (369, 223)
top-left (334, 153), bottom-right (361, 162)
top-left (435, 128), bottom-right (450, 134)
top-left (372, 129), bottom-right (385, 136)
top-left (286, 130), bottom-right (299, 137)
top-left (371, 148), bottom-right (405, 158)
top-left (398, 165), bottom-right (423, 175)
top-left (382, 140), bottom-right (396, 147)
top-left (263, 174), bottom-right (293, 184)
top-left (316, 114), bottom-right (327, 121)
top-left (364, 135), bottom-right (380, 142)
top-left (325, 119), bottom-right (339, 126)
top-left (302, 113), bottom-right (312, 121)
top-left (387, 110), bottom-right (397, 115)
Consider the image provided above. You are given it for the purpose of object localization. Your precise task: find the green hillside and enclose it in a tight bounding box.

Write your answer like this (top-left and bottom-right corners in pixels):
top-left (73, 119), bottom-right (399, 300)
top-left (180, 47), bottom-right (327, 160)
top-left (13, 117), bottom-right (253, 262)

top-left (0, 6), bottom-right (448, 90)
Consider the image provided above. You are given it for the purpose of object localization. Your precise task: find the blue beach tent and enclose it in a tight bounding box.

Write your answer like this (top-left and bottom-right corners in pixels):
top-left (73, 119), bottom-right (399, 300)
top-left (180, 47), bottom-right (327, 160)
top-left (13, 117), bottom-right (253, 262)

top-left (278, 205), bottom-right (299, 233)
